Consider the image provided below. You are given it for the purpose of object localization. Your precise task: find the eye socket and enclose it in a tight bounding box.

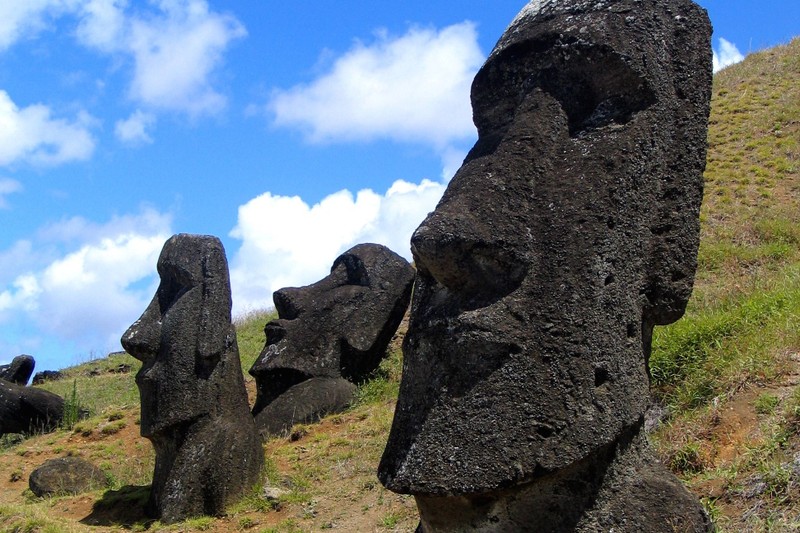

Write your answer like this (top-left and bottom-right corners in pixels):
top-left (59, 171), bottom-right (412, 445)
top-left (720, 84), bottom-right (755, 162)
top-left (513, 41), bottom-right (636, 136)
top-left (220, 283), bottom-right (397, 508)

top-left (473, 37), bottom-right (656, 140)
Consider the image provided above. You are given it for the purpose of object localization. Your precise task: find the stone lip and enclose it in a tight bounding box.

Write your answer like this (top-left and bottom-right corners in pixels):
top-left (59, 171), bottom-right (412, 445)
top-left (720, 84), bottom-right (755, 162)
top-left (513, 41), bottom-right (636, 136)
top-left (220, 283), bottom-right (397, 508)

top-left (379, 0), bottom-right (712, 496)
top-left (250, 243), bottom-right (414, 438)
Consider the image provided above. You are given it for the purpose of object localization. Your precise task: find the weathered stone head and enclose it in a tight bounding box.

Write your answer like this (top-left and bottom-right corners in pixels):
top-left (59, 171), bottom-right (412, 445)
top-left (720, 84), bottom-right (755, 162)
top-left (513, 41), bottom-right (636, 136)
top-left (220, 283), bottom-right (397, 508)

top-left (122, 234), bottom-right (262, 523)
top-left (0, 355), bottom-right (35, 385)
top-left (0, 380), bottom-right (64, 435)
top-left (250, 243), bottom-right (414, 437)
top-left (379, 0), bottom-right (713, 530)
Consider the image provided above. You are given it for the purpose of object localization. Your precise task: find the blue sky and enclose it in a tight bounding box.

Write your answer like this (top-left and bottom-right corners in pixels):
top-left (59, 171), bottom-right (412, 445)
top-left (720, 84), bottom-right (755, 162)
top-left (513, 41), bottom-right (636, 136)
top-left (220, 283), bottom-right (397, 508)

top-left (0, 0), bottom-right (797, 372)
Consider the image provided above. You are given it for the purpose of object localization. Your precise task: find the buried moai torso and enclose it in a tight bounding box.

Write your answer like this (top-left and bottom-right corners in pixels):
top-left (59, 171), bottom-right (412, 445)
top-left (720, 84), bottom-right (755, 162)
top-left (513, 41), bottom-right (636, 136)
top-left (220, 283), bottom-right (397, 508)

top-left (379, 0), bottom-right (713, 531)
top-left (250, 243), bottom-right (415, 437)
top-left (121, 234), bottom-right (262, 523)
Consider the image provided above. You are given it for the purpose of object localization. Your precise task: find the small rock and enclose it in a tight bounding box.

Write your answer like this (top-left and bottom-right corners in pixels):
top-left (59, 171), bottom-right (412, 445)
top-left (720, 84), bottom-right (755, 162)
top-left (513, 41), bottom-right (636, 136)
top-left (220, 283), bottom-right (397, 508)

top-left (262, 486), bottom-right (287, 501)
top-left (29, 457), bottom-right (107, 497)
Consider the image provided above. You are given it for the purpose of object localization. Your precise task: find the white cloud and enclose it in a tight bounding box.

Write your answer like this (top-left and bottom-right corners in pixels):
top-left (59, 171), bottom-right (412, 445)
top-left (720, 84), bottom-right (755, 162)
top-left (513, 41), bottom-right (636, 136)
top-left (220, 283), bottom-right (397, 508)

top-left (228, 178), bottom-right (445, 314)
top-left (0, 209), bottom-right (171, 357)
top-left (75, 0), bottom-right (128, 52)
top-left (0, 178), bottom-right (22, 208)
top-left (0, 90), bottom-right (95, 166)
top-left (0, 0), bottom-right (77, 51)
top-left (713, 37), bottom-right (745, 73)
top-left (115, 109), bottom-right (156, 144)
top-left (2, 0), bottom-right (245, 122)
top-left (269, 22), bottom-right (482, 149)
top-left (125, 0), bottom-right (246, 116)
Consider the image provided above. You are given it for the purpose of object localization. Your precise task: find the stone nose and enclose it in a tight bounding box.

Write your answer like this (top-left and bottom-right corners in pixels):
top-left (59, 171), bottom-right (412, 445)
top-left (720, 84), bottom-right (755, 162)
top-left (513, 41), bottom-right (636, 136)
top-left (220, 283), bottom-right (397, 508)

top-left (273, 287), bottom-right (302, 319)
top-left (121, 299), bottom-right (161, 362)
top-left (411, 211), bottom-right (526, 307)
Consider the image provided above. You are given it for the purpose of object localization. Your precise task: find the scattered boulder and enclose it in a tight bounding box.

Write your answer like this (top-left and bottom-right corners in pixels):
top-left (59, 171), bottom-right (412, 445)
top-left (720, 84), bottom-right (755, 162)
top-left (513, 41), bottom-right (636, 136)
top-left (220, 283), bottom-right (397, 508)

top-left (29, 457), bottom-right (107, 497)
top-left (378, 1), bottom-right (713, 531)
top-left (32, 370), bottom-right (63, 385)
top-left (0, 355), bottom-right (35, 385)
top-left (0, 380), bottom-right (64, 435)
top-left (250, 243), bottom-right (414, 438)
top-left (121, 234), bottom-right (263, 523)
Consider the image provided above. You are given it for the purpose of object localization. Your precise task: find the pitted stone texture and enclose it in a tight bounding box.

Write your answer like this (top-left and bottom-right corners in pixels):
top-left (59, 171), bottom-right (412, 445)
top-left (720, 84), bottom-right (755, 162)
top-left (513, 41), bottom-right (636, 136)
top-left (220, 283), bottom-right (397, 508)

top-left (121, 234), bottom-right (263, 523)
top-left (378, 0), bottom-right (713, 530)
top-left (250, 243), bottom-right (414, 437)
top-left (0, 355), bottom-right (35, 385)
top-left (29, 457), bottom-right (107, 497)
top-left (0, 380), bottom-right (64, 435)
top-left (254, 377), bottom-right (356, 437)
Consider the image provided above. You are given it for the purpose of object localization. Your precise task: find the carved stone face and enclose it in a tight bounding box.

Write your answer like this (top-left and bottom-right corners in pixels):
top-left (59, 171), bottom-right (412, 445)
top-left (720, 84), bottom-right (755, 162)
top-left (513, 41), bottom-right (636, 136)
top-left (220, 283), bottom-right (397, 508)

top-left (379, 0), bottom-right (711, 495)
top-left (121, 234), bottom-right (232, 437)
top-left (249, 243), bottom-right (415, 415)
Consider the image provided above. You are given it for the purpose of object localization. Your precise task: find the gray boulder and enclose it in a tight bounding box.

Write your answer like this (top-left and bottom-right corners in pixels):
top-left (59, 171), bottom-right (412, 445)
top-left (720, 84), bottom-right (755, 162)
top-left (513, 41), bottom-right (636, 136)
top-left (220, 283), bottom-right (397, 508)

top-left (29, 457), bottom-right (107, 497)
top-left (0, 355), bottom-right (35, 385)
top-left (378, 1), bottom-right (713, 531)
top-left (0, 380), bottom-right (64, 435)
top-left (121, 234), bottom-right (263, 523)
top-left (32, 370), bottom-right (63, 385)
top-left (250, 243), bottom-right (414, 437)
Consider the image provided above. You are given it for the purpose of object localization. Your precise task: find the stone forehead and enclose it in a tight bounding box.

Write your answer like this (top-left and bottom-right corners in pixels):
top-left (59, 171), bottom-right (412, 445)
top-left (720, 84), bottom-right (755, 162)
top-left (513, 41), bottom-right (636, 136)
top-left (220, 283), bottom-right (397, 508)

top-left (495, 0), bottom-right (623, 58)
top-left (509, 0), bottom-right (613, 24)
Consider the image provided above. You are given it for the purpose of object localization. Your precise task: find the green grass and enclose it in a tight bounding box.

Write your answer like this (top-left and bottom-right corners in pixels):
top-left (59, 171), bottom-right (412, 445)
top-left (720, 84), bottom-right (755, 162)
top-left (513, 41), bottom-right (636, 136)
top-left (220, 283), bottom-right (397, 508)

top-left (234, 309), bottom-right (277, 373)
top-left (37, 352), bottom-right (141, 417)
top-left (650, 264), bottom-right (800, 411)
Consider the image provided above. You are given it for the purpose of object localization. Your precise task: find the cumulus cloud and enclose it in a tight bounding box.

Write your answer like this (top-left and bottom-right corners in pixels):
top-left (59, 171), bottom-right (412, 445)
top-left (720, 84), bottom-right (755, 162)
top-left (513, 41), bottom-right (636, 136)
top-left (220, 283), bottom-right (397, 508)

top-left (115, 109), bottom-right (156, 144)
top-left (2, 0), bottom-right (245, 121)
top-left (125, 0), bottom-right (246, 115)
top-left (713, 37), bottom-right (746, 73)
top-left (74, 0), bottom-right (128, 52)
top-left (269, 23), bottom-right (482, 149)
top-left (229, 178), bottom-right (445, 314)
top-left (0, 90), bottom-right (95, 166)
top-left (0, 0), bottom-right (72, 51)
top-left (0, 208), bottom-right (171, 360)
top-left (0, 178), bottom-right (22, 208)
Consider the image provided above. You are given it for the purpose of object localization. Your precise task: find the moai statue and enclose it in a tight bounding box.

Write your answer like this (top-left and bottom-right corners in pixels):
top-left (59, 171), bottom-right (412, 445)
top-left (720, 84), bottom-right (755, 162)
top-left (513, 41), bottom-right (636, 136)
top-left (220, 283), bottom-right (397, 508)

top-left (0, 380), bottom-right (64, 435)
top-left (378, 1), bottom-right (714, 531)
top-left (250, 243), bottom-right (415, 438)
top-left (0, 354), bottom-right (35, 385)
top-left (122, 234), bottom-right (263, 523)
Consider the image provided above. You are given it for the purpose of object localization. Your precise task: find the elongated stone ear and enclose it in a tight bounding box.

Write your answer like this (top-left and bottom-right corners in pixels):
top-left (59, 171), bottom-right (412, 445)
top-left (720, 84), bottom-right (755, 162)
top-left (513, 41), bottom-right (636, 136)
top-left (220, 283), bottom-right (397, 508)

top-left (642, 8), bottom-right (712, 328)
top-left (196, 239), bottom-right (233, 368)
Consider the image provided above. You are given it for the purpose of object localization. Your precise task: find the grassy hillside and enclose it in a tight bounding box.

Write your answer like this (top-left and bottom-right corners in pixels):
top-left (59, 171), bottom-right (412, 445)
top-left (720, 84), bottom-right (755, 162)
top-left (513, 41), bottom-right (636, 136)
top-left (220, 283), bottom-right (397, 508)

top-left (648, 37), bottom-right (800, 531)
top-left (1, 38), bottom-right (799, 532)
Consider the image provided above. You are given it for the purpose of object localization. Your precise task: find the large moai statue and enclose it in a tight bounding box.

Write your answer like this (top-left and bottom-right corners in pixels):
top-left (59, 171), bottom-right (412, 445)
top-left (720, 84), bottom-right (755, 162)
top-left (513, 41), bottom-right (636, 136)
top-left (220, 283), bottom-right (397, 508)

top-left (121, 234), bottom-right (263, 523)
top-left (250, 243), bottom-right (415, 438)
top-left (378, 1), bottom-right (714, 531)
